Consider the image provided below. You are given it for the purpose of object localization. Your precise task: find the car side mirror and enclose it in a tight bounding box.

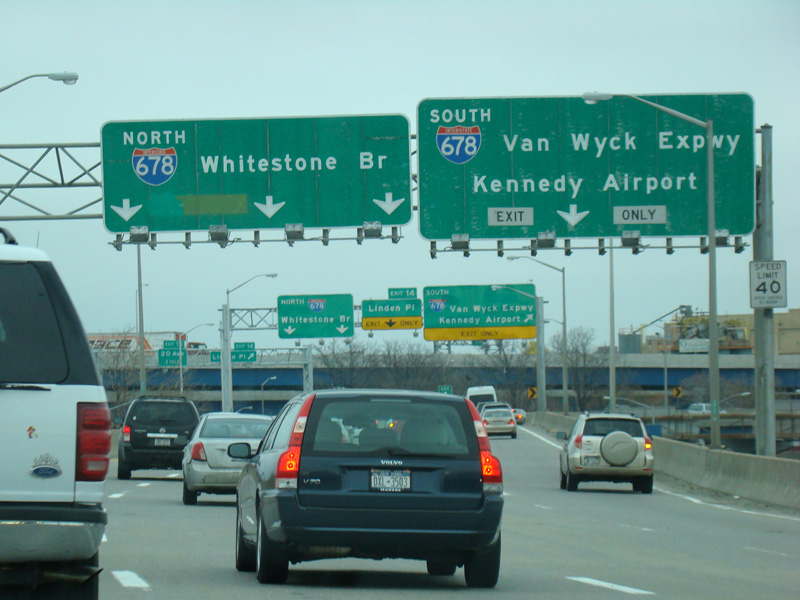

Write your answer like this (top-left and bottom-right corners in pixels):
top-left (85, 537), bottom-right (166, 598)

top-left (228, 441), bottom-right (253, 460)
top-left (555, 432), bottom-right (567, 440)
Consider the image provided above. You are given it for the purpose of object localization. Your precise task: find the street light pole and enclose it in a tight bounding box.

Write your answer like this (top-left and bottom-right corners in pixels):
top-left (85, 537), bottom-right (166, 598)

top-left (179, 323), bottom-right (214, 394)
top-left (583, 92), bottom-right (720, 447)
top-left (0, 72), bottom-right (79, 94)
top-left (491, 285), bottom-right (546, 413)
top-left (507, 256), bottom-right (569, 413)
top-left (221, 273), bottom-right (278, 412)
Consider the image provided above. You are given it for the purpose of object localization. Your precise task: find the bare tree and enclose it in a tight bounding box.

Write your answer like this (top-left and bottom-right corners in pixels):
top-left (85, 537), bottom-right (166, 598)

top-left (377, 340), bottom-right (442, 390)
top-left (482, 339), bottom-right (536, 410)
top-left (549, 326), bottom-right (607, 411)
top-left (314, 340), bottom-right (378, 389)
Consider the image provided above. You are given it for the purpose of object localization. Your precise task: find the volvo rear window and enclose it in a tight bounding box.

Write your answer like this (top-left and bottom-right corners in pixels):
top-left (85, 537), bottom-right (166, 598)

top-left (0, 263), bottom-right (68, 383)
top-left (305, 395), bottom-right (475, 457)
top-left (583, 418), bottom-right (644, 437)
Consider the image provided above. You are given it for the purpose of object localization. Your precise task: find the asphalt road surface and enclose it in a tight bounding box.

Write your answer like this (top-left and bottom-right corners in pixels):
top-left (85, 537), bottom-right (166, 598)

top-left (96, 425), bottom-right (800, 599)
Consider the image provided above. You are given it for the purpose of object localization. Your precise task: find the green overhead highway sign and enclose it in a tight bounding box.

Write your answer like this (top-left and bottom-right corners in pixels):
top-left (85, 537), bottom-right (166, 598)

top-left (210, 350), bottom-right (257, 363)
top-left (362, 299), bottom-right (422, 330)
top-left (101, 115), bottom-right (411, 234)
top-left (278, 294), bottom-right (354, 339)
top-left (388, 287), bottom-right (417, 299)
top-left (423, 284), bottom-right (536, 341)
top-left (417, 94), bottom-right (754, 240)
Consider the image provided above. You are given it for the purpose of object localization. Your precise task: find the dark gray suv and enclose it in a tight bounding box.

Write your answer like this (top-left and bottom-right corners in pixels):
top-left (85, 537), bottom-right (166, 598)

top-left (117, 396), bottom-right (200, 479)
top-left (230, 389), bottom-right (504, 588)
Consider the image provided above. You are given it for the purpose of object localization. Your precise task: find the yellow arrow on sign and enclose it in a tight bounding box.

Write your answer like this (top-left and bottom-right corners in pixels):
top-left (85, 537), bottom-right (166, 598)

top-left (362, 316), bottom-right (423, 331)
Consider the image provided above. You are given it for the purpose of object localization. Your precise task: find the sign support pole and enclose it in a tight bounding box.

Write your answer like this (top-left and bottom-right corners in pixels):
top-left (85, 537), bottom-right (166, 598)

top-left (754, 125), bottom-right (776, 456)
top-left (221, 303), bottom-right (232, 412)
top-left (536, 296), bottom-right (547, 413)
top-left (136, 244), bottom-right (146, 395)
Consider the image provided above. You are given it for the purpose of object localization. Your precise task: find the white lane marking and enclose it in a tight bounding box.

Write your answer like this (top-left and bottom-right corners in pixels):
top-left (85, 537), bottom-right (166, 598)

top-left (137, 482), bottom-right (151, 487)
top-left (112, 570), bottom-right (152, 590)
top-left (107, 493), bottom-right (125, 499)
top-left (620, 524), bottom-right (655, 532)
top-left (533, 504), bottom-right (553, 510)
top-left (518, 426), bottom-right (562, 449)
top-left (102, 534), bottom-right (108, 542)
top-left (743, 546), bottom-right (791, 558)
top-left (567, 576), bottom-right (656, 595)
top-left (656, 486), bottom-right (800, 523)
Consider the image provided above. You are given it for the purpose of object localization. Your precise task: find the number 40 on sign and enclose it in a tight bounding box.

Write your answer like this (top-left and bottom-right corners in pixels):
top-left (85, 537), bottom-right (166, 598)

top-left (749, 260), bottom-right (787, 309)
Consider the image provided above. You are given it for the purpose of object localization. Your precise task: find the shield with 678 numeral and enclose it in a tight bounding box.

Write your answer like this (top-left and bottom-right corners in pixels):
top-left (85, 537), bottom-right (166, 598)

top-left (435, 126), bottom-right (481, 165)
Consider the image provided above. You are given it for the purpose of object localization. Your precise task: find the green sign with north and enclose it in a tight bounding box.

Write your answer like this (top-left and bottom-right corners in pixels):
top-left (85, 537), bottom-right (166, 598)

top-left (101, 116), bottom-right (411, 233)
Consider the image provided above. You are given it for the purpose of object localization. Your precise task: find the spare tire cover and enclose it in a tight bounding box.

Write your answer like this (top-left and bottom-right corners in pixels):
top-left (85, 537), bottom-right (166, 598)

top-left (600, 431), bottom-right (638, 466)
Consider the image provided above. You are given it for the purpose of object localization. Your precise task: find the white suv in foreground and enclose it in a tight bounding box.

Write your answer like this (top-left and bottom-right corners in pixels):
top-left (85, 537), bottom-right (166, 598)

top-left (0, 228), bottom-right (111, 599)
top-left (558, 412), bottom-right (654, 494)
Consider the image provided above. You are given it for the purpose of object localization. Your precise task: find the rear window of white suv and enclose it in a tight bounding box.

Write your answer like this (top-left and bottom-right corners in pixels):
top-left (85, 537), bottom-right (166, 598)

top-left (583, 418), bottom-right (644, 437)
top-left (0, 262), bottom-right (68, 383)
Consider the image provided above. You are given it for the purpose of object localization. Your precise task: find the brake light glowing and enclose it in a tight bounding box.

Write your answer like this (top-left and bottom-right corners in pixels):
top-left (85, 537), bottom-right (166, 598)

top-left (191, 442), bottom-right (207, 461)
top-left (574, 435), bottom-right (583, 449)
top-left (77, 403), bottom-right (111, 482)
top-left (644, 437), bottom-right (652, 450)
top-left (123, 425), bottom-right (131, 443)
top-left (465, 399), bottom-right (503, 493)
top-left (276, 394), bottom-right (315, 489)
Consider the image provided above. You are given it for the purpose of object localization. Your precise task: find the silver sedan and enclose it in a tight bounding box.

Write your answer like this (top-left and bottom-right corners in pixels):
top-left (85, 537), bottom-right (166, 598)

top-left (482, 408), bottom-right (517, 439)
top-left (182, 412), bottom-right (273, 505)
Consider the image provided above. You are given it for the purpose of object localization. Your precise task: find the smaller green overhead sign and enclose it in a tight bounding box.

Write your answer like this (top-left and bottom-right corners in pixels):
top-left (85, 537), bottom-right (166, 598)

top-left (277, 294), bottom-right (354, 339)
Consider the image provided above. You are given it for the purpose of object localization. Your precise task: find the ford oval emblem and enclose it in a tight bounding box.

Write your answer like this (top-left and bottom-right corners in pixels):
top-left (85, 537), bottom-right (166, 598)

top-left (31, 464), bottom-right (62, 478)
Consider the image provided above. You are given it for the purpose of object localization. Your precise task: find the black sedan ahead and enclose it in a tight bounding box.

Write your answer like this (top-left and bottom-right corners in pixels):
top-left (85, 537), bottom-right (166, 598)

top-left (229, 389), bottom-right (504, 588)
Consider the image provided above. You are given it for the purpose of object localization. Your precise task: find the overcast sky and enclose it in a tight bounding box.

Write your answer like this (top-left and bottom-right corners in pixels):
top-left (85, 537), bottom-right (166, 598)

top-left (2, 0), bottom-right (798, 351)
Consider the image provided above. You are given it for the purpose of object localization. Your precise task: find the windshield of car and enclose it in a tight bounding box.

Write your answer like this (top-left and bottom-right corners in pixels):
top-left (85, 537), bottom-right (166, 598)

top-left (306, 395), bottom-right (473, 457)
top-left (483, 409), bottom-right (512, 419)
top-left (129, 401), bottom-right (197, 426)
top-left (582, 418), bottom-right (644, 437)
top-left (200, 418), bottom-right (272, 439)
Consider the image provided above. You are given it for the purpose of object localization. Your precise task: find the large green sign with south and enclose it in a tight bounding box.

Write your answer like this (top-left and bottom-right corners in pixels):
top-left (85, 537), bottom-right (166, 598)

top-left (417, 94), bottom-right (754, 240)
top-left (101, 115), bottom-right (411, 233)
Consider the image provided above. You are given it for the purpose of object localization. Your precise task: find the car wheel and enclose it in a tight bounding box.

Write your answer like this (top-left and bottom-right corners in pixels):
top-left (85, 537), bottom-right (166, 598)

top-left (464, 532), bottom-right (501, 588)
top-left (511, 432), bottom-right (517, 439)
top-left (235, 502), bottom-right (256, 572)
top-left (427, 560), bottom-right (457, 576)
top-left (559, 469), bottom-right (567, 490)
top-left (600, 431), bottom-right (638, 466)
top-left (182, 480), bottom-right (198, 505)
top-left (117, 458), bottom-right (131, 480)
top-left (566, 471), bottom-right (579, 492)
top-left (256, 512), bottom-right (289, 584)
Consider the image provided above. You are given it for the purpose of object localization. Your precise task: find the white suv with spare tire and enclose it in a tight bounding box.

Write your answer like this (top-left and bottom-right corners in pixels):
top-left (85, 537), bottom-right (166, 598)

top-left (0, 228), bottom-right (111, 598)
top-left (558, 412), bottom-right (654, 493)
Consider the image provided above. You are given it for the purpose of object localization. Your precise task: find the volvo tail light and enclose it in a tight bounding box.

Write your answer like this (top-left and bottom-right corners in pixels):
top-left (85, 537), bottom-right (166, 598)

top-left (191, 442), bottom-right (207, 461)
top-left (77, 403), bottom-right (111, 482)
top-left (466, 399), bottom-right (503, 494)
top-left (276, 394), bottom-right (316, 489)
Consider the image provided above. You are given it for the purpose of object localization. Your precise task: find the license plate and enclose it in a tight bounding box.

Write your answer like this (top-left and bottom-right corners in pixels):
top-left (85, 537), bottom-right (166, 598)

top-left (370, 469), bottom-right (411, 492)
top-left (154, 438), bottom-right (171, 447)
top-left (583, 456), bottom-right (600, 466)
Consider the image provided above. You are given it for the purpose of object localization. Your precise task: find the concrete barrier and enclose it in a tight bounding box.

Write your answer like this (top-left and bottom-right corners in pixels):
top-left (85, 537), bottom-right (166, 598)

top-left (534, 412), bottom-right (800, 510)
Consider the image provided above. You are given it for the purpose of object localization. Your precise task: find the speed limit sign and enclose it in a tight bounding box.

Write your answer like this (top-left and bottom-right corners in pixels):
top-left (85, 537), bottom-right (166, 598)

top-left (749, 260), bottom-right (787, 308)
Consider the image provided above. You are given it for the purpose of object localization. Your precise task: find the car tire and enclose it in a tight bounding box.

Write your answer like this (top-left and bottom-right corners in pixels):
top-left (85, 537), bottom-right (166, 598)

top-left (511, 432), bottom-right (517, 439)
top-left (636, 476), bottom-right (654, 494)
top-left (117, 458), bottom-right (131, 480)
top-left (256, 512), bottom-right (289, 584)
top-left (182, 480), bottom-right (198, 505)
top-left (427, 560), bottom-right (457, 576)
top-left (600, 431), bottom-right (638, 466)
top-left (559, 469), bottom-right (567, 490)
top-left (464, 533), bottom-right (501, 588)
top-left (566, 471), bottom-right (579, 492)
top-left (235, 503), bottom-right (257, 572)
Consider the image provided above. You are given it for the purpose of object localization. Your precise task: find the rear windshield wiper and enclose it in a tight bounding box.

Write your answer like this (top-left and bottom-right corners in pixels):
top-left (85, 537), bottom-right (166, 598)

top-left (0, 383), bottom-right (51, 391)
top-left (386, 447), bottom-right (457, 458)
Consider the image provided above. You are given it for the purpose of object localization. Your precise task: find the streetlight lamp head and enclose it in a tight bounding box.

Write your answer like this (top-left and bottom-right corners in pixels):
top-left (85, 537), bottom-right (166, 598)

top-left (48, 72), bottom-right (79, 85)
top-left (582, 92), bottom-right (613, 104)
